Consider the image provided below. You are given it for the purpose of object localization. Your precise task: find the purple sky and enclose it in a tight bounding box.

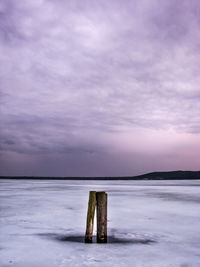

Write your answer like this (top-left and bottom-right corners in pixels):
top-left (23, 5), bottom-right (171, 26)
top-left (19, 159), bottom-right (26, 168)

top-left (0, 0), bottom-right (200, 177)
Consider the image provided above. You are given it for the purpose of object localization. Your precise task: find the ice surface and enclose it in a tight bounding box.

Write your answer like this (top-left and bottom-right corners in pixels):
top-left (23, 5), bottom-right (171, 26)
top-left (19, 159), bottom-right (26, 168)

top-left (0, 179), bottom-right (200, 267)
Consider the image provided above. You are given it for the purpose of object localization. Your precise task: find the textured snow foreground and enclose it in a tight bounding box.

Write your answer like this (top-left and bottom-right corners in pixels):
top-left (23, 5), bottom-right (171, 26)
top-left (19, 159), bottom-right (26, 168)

top-left (1, 180), bottom-right (200, 267)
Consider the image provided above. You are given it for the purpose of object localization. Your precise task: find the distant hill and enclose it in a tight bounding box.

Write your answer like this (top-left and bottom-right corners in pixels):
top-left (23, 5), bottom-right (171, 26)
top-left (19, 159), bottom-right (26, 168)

top-left (0, 171), bottom-right (200, 180)
top-left (134, 171), bottom-right (200, 180)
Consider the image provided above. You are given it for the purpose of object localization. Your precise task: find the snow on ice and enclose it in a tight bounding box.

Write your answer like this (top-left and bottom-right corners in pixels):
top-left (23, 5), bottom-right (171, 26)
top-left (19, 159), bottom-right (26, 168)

top-left (0, 179), bottom-right (200, 267)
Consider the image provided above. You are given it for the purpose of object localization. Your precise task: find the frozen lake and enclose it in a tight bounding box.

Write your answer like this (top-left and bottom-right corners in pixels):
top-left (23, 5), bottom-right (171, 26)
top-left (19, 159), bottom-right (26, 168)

top-left (0, 179), bottom-right (200, 267)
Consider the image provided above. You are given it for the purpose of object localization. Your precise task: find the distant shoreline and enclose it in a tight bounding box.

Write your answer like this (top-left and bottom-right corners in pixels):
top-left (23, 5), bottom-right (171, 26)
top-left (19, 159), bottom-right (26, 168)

top-left (1, 171), bottom-right (200, 180)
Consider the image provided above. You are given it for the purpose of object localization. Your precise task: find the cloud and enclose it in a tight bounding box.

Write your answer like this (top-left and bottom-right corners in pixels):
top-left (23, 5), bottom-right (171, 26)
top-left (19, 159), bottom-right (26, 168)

top-left (0, 0), bottom-right (200, 175)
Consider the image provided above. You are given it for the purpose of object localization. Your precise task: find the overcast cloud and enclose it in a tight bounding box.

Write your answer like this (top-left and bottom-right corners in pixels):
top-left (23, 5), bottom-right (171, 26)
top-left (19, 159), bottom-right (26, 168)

top-left (0, 0), bottom-right (200, 176)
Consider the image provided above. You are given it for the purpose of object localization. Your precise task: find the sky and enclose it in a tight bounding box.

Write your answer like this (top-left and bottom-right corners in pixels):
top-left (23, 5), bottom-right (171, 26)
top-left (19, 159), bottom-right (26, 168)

top-left (0, 0), bottom-right (200, 177)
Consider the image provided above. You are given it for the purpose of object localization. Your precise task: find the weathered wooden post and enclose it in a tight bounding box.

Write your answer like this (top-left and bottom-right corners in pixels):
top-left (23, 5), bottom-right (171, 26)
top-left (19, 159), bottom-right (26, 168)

top-left (96, 192), bottom-right (107, 243)
top-left (85, 191), bottom-right (96, 243)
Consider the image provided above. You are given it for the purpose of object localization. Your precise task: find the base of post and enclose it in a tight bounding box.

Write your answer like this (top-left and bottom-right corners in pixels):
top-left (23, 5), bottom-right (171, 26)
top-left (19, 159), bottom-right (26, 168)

top-left (97, 236), bottom-right (107, 243)
top-left (85, 236), bottom-right (93, 243)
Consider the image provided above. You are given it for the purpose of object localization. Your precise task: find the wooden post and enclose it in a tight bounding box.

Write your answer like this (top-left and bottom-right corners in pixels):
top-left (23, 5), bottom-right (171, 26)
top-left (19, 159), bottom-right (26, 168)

top-left (85, 191), bottom-right (96, 243)
top-left (96, 192), bottom-right (107, 243)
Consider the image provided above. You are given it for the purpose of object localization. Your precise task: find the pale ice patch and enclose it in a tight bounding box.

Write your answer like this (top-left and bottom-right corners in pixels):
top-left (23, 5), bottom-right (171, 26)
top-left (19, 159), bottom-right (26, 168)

top-left (0, 179), bottom-right (200, 266)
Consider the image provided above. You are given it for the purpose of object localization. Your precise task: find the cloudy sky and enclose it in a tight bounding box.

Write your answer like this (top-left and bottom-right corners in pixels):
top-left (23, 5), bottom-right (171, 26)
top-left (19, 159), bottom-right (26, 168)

top-left (0, 0), bottom-right (200, 177)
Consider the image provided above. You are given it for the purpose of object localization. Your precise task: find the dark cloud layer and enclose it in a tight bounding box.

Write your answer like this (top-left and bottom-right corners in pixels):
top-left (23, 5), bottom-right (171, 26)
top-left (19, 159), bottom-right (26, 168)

top-left (0, 0), bottom-right (200, 176)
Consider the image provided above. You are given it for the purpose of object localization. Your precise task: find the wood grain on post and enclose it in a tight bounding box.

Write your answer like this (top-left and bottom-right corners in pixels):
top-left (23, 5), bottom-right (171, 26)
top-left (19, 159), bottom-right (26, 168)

top-left (96, 192), bottom-right (107, 243)
top-left (85, 191), bottom-right (96, 243)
